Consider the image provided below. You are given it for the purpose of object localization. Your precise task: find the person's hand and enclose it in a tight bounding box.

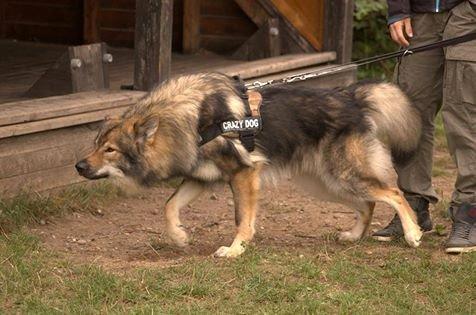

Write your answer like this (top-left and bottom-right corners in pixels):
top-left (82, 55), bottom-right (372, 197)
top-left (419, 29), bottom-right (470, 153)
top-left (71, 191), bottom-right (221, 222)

top-left (389, 17), bottom-right (413, 47)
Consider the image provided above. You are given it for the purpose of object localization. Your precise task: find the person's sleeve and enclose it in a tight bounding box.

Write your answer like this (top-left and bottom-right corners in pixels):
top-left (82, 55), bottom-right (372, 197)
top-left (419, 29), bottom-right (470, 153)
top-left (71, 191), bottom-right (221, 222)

top-left (387, 0), bottom-right (411, 25)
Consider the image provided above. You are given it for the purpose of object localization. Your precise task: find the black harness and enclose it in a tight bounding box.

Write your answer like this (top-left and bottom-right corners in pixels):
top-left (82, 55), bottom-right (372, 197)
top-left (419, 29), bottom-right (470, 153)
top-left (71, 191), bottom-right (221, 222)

top-left (198, 78), bottom-right (262, 152)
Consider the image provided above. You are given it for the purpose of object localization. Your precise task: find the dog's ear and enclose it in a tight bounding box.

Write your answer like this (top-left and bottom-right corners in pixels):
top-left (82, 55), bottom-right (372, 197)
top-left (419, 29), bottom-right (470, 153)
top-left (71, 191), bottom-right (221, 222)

top-left (134, 115), bottom-right (159, 147)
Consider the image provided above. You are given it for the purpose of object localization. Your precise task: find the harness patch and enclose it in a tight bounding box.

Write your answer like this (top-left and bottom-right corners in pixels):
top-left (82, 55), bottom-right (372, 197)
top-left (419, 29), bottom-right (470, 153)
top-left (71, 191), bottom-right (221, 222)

top-left (220, 117), bottom-right (262, 133)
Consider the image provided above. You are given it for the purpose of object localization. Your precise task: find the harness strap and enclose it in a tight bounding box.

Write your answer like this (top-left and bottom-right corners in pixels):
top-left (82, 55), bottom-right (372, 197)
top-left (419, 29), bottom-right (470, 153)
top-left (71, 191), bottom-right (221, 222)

top-left (198, 89), bottom-right (263, 152)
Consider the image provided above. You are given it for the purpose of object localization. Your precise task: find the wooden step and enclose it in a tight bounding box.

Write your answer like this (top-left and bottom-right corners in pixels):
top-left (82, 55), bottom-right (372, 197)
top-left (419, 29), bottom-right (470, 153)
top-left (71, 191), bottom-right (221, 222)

top-left (218, 51), bottom-right (336, 79)
top-left (0, 90), bottom-right (145, 139)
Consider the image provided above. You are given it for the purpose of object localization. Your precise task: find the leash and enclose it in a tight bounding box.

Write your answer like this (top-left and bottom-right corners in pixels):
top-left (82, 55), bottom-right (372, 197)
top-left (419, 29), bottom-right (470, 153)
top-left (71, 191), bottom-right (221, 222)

top-left (199, 32), bottom-right (476, 151)
top-left (246, 32), bottom-right (476, 90)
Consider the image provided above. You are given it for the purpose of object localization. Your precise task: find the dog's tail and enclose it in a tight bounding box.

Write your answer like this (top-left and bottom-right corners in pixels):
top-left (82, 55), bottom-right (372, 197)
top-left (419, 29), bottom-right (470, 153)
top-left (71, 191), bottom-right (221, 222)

top-left (364, 83), bottom-right (421, 166)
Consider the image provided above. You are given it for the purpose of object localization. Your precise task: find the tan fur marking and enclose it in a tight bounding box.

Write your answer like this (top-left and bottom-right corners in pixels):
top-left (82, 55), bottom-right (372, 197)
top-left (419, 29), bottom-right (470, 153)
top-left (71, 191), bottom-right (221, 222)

top-left (370, 187), bottom-right (422, 247)
top-left (214, 163), bottom-right (262, 257)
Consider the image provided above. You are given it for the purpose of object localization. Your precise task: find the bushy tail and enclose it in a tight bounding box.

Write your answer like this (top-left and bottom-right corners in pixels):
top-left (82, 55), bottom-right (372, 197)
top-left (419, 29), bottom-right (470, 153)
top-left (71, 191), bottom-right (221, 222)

top-left (365, 83), bottom-right (422, 166)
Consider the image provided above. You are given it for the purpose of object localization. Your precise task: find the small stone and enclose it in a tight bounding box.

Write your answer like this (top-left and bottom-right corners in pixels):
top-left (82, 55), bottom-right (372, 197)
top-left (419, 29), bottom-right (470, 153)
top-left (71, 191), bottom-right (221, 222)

top-left (210, 193), bottom-right (218, 200)
top-left (227, 199), bottom-right (234, 207)
top-left (77, 239), bottom-right (87, 245)
top-left (365, 250), bottom-right (373, 255)
top-left (39, 219), bottom-right (46, 225)
top-left (260, 226), bottom-right (265, 230)
top-left (299, 254), bottom-right (304, 258)
top-left (151, 209), bottom-right (159, 215)
top-left (96, 209), bottom-right (104, 216)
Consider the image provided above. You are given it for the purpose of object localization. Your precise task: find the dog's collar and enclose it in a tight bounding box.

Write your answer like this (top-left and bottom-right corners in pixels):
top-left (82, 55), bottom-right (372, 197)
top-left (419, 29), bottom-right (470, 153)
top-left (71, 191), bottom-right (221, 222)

top-left (198, 90), bottom-right (263, 152)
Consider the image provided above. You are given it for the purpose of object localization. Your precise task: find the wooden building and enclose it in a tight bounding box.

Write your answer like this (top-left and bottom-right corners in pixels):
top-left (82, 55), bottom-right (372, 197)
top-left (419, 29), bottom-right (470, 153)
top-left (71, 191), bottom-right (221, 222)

top-left (0, 0), bottom-right (355, 195)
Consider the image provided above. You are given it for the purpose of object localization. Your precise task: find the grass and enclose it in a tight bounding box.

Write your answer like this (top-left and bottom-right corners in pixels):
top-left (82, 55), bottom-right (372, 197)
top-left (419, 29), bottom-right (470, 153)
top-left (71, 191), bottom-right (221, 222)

top-left (1, 112), bottom-right (474, 314)
top-left (0, 182), bottom-right (120, 233)
top-left (1, 232), bottom-right (475, 314)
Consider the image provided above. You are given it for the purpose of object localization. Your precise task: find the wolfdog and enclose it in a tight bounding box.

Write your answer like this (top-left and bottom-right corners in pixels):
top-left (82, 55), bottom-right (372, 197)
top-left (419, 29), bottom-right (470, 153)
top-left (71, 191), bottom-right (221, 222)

top-left (76, 73), bottom-right (423, 257)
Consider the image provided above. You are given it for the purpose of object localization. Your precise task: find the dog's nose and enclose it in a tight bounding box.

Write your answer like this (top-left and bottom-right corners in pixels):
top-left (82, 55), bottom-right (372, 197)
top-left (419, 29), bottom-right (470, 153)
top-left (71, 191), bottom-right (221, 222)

top-left (75, 160), bottom-right (89, 173)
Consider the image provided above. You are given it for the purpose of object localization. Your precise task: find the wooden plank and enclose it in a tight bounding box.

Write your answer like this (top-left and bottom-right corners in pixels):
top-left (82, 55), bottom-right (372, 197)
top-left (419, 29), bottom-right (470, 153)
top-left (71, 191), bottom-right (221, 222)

top-left (133, 0), bottom-right (174, 91)
top-left (269, 0), bottom-right (324, 51)
top-left (201, 0), bottom-right (248, 18)
top-left (0, 90), bottom-right (144, 127)
top-left (257, 0), bottom-right (315, 54)
top-left (200, 35), bottom-right (248, 54)
top-left (4, 23), bottom-right (82, 45)
top-left (25, 51), bottom-right (73, 98)
top-left (100, 0), bottom-right (136, 10)
top-left (99, 9), bottom-right (135, 29)
top-left (83, 0), bottom-right (100, 43)
top-left (233, 0), bottom-right (269, 26)
top-left (0, 106), bottom-right (127, 139)
top-left (220, 52), bottom-right (336, 79)
top-left (5, 2), bottom-right (80, 25)
top-left (183, 0), bottom-right (200, 54)
top-left (0, 124), bottom-right (98, 158)
top-left (232, 18), bottom-right (280, 61)
top-left (323, 0), bottom-right (354, 63)
top-left (200, 16), bottom-right (257, 37)
top-left (7, 0), bottom-right (81, 7)
top-left (0, 144), bottom-right (80, 179)
top-left (0, 164), bottom-right (86, 196)
top-left (1, 0), bottom-right (7, 38)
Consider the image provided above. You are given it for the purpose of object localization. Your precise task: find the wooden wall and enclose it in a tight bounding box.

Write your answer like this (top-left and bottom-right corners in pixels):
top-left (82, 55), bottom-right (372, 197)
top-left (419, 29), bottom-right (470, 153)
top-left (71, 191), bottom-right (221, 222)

top-left (0, 0), bottom-right (256, 54)
top-left (200, 0), bottom-right (256, 54)
top-left (270, 0), bottom-right (324, 50)
top-left (98, 0), bottom-right (183, 50)
top-left (0, 0), bottom-right (83, 45)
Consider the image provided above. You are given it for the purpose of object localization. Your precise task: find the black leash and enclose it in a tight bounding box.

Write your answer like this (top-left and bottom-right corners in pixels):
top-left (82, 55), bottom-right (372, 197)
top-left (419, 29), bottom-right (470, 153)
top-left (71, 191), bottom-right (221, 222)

top-left (246, 32), bottom-right (476, 89)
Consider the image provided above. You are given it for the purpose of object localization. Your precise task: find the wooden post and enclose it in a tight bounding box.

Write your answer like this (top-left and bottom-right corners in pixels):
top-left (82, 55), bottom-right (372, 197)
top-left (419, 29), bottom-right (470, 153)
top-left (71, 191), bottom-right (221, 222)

top-left (26, 43), bottom-right (111, 98)
top-left (183, 0), bottom-right (200, 54)
top-left (134, 0), bottom-right (174, 91)
top-left (83, 0), bottom-right (100, 43)
top-left (323, 0), bottom-right (354, 63)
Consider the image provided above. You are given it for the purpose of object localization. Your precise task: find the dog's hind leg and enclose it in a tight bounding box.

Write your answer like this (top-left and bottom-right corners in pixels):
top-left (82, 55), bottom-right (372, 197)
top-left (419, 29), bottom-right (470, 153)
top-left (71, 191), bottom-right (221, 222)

top-left (338, 201), bottom-right (375, 242)
top-left (214, 164), bottom-right (261, 258)
top-left (370, 187), bottom-right (423, 247)
top-left (165, 180), bottom-right (206, 247)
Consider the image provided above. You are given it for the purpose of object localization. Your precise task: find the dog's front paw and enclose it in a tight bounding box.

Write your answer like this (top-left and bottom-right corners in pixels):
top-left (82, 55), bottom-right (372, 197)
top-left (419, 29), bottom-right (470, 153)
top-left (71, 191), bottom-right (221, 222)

top-left (167, 225), bottom-right (190, 247)
top-left (213, 245), bottom-right (245, 258)
top-left (404, 229), bottom-right (423, 248)
top-left (338, 231), bottom-right (361, 243)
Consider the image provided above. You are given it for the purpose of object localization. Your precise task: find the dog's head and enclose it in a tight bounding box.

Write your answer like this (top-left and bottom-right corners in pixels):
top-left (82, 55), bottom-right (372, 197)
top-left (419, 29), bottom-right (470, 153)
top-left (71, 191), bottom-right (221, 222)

top-left (75, 114), bottom-right (161, 184)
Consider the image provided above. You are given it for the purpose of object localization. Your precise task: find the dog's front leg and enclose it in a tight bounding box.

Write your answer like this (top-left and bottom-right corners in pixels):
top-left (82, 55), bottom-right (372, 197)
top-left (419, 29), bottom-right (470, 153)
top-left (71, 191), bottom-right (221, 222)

top-left (165, 180), bottom-right (206, 247)
top-left (214, 165), bottom-right (261, 258)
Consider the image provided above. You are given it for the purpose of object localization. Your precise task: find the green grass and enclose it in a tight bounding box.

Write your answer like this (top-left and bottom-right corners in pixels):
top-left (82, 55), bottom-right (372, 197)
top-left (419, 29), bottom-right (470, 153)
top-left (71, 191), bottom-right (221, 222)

top-left (1, 233), bottom-right (475, 314)
top-left (0, 182), bottom-right (119, 233)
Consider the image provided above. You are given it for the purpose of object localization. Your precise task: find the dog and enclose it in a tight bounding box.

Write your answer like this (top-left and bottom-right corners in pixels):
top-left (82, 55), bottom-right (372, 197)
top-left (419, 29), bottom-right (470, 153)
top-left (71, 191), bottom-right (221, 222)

top-left (76, 72), bottom-right (423, 257)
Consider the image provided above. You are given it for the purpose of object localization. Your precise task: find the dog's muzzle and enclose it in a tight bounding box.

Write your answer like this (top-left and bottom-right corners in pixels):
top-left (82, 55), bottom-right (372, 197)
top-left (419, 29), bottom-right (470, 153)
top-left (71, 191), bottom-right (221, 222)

top-left (75, 160), bottom-right (108, 180)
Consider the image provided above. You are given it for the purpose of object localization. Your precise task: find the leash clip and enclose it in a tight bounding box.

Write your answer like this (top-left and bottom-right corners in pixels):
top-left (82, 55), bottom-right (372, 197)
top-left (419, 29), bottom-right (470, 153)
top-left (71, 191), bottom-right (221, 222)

top-left (403, 49), bottom-right (414, 57)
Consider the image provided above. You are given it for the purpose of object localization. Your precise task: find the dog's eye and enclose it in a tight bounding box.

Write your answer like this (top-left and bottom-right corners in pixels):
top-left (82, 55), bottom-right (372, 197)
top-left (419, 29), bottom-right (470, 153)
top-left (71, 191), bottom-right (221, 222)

top-left (105, 147), bottom-right (115, 153)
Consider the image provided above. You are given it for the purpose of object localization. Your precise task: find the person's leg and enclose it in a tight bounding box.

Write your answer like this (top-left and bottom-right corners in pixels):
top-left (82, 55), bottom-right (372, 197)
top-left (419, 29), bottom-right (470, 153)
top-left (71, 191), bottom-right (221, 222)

top-left (442, 1), bottom-right (476, 253)
top-left (373, 12), bottom-right (448, 241)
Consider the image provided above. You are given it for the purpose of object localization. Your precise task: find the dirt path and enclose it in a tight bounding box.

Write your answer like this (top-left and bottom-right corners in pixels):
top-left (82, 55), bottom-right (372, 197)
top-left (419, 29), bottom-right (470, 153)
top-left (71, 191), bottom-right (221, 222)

top-left (31, 163), bottom-right (456, 270)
